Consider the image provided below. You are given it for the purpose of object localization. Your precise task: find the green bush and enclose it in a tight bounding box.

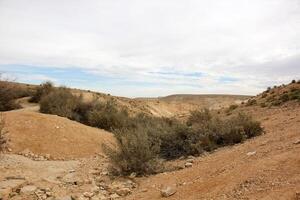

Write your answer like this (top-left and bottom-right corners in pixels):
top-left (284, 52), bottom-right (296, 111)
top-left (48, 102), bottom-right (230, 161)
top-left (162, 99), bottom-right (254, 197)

top-left (29, 81), bottom-right (54, 103)
top-left (40, 87), bottom-right (81, 118)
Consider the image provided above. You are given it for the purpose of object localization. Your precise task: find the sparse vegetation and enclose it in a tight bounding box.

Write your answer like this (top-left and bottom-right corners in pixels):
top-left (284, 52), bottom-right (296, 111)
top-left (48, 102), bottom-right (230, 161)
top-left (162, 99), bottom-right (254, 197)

top-left (37, 84), bottom-right (264, 176)
top-left (0, 80), bottom-right (21, 111)
top-left (104, 126), bottom-right (162, 176)
top-left (29, 81), bottom-right (54, 103)
top-left (105, 108), bottom-right (263, 175)
top-left (40, 87), bottom-right (81, 118)
top-left (246, 99), bottom-right (257, 106)
top-left (0, 115), bottom-right (6, 153)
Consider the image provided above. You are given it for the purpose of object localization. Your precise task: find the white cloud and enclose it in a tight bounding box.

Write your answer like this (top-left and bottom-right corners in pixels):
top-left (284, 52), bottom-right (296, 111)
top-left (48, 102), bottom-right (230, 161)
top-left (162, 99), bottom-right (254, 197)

top-left (0, 0), bottom-right (299, 96)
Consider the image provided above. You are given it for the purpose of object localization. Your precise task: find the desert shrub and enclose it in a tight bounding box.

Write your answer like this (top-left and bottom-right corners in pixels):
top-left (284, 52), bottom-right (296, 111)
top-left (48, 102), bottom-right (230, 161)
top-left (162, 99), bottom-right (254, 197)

top-left (187, 108), bottom-right (212, 127)
top-left (261, 93), bottom-right (268, 98)
top-left (225, 104), bottom-right (238, 115)
top-left (0, 115), bottom-right (7, 152)
top-left (0, 81), bottom-right (21, 111)
top-left (260, 102), bottom-right (267, 108)
top-left (246, 99), bottom-right (257, 106)
top-left (87, 100), bottom-right (130, 131)
top-left (104, 126), bottom-right (162, 176)
top-left (228, 113), bottom-right (263, 138)
top-left (40, 87), bottom-right (81, 118)
top-left (103, 107), bottom-right (263, 175)
top-left (291, 80), bottom-right (296, 84)
top-left (289, 88), bottom-right (300, 101)
top-left (29, 81), bottom-right (54, 103)
top-left (279, 93), bottom-right (289, 103)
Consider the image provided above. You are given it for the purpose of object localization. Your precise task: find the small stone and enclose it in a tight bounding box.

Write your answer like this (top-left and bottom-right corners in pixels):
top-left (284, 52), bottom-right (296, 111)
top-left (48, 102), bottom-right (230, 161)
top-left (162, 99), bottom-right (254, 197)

top-left (186, 158), bottom-right (194, 163)
top-left (7, 148), bottom-right (12, 152)
top-left (83, 192), bottom-right (94, 198)
top-left (187, 155), bottom-right (195, 159)
top-left (110, 193), bottom-right (120, 199)
top-left (246, 151), bottom-right (256, 156)
top-left (129, 172), bottom-right (136, 178)
top-left (185, 162), bottom-right (193, 168)
top-left (56, 196), bottom-right (73, 200)
top-left (293, 140), bottom-right (300, 145)
top-left (100, 171), bottom-right (109, 176)
top-left (160, 186), bottom-right (177, 197)
top-left (20, 185), bottom-right (37, 194)
top-left (115, 188), bottom-right (131, 196)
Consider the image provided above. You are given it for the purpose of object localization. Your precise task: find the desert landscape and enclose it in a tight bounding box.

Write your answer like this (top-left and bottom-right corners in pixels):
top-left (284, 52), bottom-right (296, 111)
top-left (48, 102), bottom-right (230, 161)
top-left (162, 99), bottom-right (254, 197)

top-left (1, 1), bottom-right (300, 199)
top-left (0, 80), bottom-right (299, 200)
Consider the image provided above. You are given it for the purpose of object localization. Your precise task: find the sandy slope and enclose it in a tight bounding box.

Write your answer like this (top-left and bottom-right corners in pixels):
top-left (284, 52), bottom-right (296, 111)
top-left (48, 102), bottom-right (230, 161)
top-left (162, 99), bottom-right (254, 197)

top-left (2, 110), bottom-right (115, 159)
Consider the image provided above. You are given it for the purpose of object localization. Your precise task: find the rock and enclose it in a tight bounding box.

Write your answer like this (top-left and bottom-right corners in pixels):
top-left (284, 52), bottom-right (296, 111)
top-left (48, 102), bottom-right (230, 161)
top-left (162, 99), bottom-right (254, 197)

top-left (89, 169), bottom-right (100, 175)
top-left (55, 196), bottom-right (73, 200)
top-left (0, 179), bottom-right (26, 196)
top-left (83, 192), bottom-right (94, 198)
top-left (115, 188), bottom-right (131, 196)
top-left (246, 151), bottom-right (256, 156)
top-left (109, 193), bottom-right (120, 199)
top-left (160, 186), bottom-right (177, 197)
top-left (100, 171), bottom-right (109, 176)
top-left (294, 140), bottom-right (300, 145)
top-left (45, 154), bottom-right (51, 160)
top-left (186, 158), bottom-right (194, 163)
top-left (20, 185), bottom-right (37, 194)
top-left (187, 155), bottom-right (195, 159)
top-left (295, 192), bottom-right (300, 200)
top-left (91, 195), bottom-right (107, 200)
top-left (185, 162), bottom-right (193, 168)
top-left (129, 172), bottom-right (136, 178)
top-left (90, 185), bottom-right (99, 193)
top-left (62, 173), bottom-right (83, 185)
top-left (7, 148), bottom-right (12, 152)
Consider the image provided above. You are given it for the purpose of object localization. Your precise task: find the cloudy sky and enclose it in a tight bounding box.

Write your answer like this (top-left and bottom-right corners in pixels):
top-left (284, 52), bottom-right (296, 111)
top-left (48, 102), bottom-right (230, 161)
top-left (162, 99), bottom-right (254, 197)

top-left (0, 0), bottom-right (299, 97)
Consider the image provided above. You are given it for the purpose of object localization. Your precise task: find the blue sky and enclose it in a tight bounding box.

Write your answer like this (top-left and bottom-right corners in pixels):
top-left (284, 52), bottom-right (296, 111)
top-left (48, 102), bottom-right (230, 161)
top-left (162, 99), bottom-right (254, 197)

top-left (0, 0), bottom-right (299, 97)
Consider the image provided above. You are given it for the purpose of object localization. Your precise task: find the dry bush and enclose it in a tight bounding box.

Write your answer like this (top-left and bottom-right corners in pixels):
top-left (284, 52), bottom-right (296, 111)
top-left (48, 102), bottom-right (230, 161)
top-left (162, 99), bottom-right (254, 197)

top-left (30, 81), bottom-right (54, 103)
top-left (246, 99), bottom-right (257, 106)
top-left (106, 108), bottom-right (264, 175)
top-left (104, 126), bottom-right (162, 176)
top-left (0, 80), bottom-right (21, 111)
top-left (0, 114), bottom-right (7, 153)
top-left (86, 100), bottom-right (130, 131)
top-left (40, 87), bottom-right (81, 118)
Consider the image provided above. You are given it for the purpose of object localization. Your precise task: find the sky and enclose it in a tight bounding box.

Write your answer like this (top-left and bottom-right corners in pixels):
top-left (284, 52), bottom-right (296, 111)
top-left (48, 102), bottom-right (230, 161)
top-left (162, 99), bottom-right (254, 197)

top-left (0, 0), bottom-right (300, 97)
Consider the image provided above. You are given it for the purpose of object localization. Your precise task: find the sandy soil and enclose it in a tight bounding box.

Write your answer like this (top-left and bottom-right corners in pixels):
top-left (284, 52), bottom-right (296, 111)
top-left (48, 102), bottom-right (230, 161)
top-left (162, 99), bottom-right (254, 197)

top-left (2, 110), bottom-right (115, 159)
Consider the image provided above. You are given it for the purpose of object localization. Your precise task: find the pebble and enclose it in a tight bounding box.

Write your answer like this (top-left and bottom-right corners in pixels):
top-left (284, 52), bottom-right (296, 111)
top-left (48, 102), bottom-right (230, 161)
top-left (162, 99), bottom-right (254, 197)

top-left (160, 186), bottom-right (177, 197)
